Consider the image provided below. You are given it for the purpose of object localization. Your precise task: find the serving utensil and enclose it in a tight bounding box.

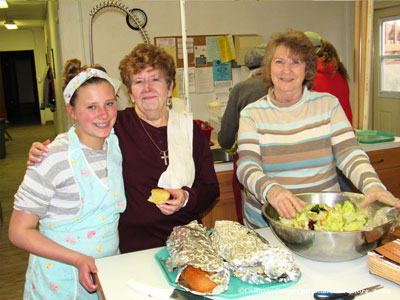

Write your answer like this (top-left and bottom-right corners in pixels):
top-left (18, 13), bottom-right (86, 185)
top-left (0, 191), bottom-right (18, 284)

top-left (313, 284), bottom-right (383, 300)
top-left (128, 278), bottom-right (212, 299)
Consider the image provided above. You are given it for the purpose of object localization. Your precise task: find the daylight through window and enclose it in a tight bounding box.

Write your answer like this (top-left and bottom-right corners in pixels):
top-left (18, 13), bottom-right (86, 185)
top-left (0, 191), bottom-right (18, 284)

top-left (380, 17), bottom-right (400, 96)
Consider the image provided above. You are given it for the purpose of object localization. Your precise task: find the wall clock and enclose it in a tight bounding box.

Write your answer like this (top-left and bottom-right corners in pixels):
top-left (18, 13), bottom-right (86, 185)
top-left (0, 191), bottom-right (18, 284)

top-left (126, 8), bottom-right (147, 31)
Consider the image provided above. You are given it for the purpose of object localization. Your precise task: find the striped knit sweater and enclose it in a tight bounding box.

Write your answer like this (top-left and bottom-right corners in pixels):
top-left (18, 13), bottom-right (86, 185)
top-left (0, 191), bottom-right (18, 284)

top-left (237, 88), bottom-right (385, 228)
top-left (14, 131), bottom-right (109, 220)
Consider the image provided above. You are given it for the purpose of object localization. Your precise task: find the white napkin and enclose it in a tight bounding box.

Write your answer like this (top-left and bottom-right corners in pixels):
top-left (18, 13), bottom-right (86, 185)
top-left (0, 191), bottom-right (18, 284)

top-left (128, 278), bottom-right (174, 299)
top-left (158, 109), bottom-right (195, 189)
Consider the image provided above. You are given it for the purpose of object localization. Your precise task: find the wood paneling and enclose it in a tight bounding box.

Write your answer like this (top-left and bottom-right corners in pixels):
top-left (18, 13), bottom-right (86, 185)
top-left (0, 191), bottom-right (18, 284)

top-left (201, 170), bottom-right (238, 229)
top-left (366, 147), bottom-right (400, 198)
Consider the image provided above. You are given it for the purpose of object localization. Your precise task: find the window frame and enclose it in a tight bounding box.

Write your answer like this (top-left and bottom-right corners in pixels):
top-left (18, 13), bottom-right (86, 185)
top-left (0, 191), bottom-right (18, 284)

top-left (378, 16), bottom-right (400, 98)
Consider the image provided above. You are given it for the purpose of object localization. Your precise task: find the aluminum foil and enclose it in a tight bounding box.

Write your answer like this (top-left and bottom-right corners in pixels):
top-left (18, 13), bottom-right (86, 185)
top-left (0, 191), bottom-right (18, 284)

top-left (210, 220), bottom-right (301, 284)
top-left (165, 221), bottom-right (230, 295)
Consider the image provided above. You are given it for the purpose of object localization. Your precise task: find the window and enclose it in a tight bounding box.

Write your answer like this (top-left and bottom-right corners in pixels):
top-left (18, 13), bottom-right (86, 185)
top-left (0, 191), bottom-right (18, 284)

top-left (379, 17), bottom-right (400, 97)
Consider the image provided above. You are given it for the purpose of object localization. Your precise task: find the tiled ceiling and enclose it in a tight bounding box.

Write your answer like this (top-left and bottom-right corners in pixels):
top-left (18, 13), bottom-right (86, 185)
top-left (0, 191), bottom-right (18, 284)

top-left (0, 0), bottom-right (47, 29)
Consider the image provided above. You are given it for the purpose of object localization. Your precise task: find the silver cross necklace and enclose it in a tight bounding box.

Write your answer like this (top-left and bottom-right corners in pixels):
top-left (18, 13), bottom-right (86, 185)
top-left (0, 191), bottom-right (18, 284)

top-left (138, 114), bottom-right (169, 165)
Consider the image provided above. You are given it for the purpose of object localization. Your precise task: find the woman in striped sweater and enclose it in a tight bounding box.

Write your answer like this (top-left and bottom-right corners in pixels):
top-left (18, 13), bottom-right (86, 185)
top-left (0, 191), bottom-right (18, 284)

top-left (236, 29), bottom-right (400, 229)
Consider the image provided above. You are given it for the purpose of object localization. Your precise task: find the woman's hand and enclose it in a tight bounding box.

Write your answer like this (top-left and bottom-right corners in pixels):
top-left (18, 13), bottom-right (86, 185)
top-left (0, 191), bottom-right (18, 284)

top-left (267, 185), bottom-right (306, 218)
top-left (360, 185), bottom-right (400, 209)
top-left (157, 188), bottom-right (187, 215)
top-left (74, 253), bottom-right (98, 293)
top-left (26, 140), bottom-right (50, 166)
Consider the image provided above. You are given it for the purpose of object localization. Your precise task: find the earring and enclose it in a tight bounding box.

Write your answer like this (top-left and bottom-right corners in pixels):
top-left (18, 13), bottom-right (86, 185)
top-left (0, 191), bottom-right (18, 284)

top-left (167, 97), bottom-right (172, 109)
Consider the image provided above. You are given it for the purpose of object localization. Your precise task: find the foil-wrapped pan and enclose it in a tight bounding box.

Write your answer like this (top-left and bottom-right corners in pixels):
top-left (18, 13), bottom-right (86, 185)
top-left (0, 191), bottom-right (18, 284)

top-left (165, 221), bottom-right (230, 295)
top-left (210, 220), bottom-right (301, 284)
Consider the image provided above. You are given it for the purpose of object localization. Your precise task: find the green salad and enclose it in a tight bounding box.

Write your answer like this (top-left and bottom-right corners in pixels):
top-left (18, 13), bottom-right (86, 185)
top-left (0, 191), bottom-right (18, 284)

top-left (279, 201), bottom-right (369, 232)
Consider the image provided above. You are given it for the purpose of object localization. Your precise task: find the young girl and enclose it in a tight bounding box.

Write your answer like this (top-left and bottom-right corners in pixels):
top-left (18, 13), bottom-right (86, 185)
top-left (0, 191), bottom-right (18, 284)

top-left (8, 59), bottom-right (126, 299)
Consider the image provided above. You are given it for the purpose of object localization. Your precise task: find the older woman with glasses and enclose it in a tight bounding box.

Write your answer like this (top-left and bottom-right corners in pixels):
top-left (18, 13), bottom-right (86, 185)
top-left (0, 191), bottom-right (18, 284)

top-left (27, 44), bottom-right (220, 253)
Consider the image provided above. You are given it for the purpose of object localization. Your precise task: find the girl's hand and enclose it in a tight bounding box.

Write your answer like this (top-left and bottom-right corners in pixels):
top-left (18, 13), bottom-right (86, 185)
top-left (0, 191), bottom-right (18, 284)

top-left (157, 188), bottom-right (187, 215)
top-left (361, 185), bottom-right (400, 209)
top-left (27, 140), bottom-right (50, 166)
top-left (75, 253), bottom-right (98, 292)
top-left (267, 185), bottom-right (306, 218)
top-left (9, 209), bottom-right (98, 293)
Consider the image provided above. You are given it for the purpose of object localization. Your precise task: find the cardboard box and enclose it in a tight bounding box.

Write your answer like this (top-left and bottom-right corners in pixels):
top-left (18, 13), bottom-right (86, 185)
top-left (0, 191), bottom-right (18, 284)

top-left (233, 35), bottom-right (265, 66)
top-left (368, 239), bottom-right (400, 285)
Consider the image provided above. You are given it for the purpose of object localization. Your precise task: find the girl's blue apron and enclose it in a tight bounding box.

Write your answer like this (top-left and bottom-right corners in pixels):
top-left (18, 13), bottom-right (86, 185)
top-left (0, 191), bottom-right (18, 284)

top-left (24, 127), bottom-right (126, 300)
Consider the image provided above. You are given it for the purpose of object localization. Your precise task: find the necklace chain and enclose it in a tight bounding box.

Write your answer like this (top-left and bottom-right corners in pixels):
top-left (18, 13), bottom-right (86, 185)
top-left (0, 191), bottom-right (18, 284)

top-left (137, 114), bottom-right (169, 165)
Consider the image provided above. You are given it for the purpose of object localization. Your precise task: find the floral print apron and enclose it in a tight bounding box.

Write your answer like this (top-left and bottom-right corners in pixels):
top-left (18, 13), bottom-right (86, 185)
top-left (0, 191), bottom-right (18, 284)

top-left (23, 127), bottom-right (126, 300)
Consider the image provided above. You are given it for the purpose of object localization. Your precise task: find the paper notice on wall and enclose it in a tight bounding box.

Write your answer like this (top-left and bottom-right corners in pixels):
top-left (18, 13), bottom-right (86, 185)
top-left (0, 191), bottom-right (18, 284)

top-left (177, 67), bottom-right (196, 96)
top-left (214, 80), bottom-right (232, 102)
top-left (217, 35), bottom-right (236, 63)
top-left (162, 46), bottom-right (177, 66)
top-left (177, 37), bottom-right (194, 60)
top-left (212, 60), bottom-right (231, 82)
top-left (206, 36), bottom-right (222, 62)
top-left (194, 45), bottom-right (207, 66)
top-left (157, 47), bottom-right (178, 98)
top-left (155, 38), bottom-right (176, 47)
top-left (195, 67), bottom-right (214, 93)
top-left (215, 80), bottom-right (232, 94)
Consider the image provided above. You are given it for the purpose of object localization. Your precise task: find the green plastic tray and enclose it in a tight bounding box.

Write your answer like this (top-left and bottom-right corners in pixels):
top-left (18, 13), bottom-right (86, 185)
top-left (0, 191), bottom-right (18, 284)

top-left (154, 247), bottom-right (301, 298)
top-left (355, 130), bottom-right (395, 144)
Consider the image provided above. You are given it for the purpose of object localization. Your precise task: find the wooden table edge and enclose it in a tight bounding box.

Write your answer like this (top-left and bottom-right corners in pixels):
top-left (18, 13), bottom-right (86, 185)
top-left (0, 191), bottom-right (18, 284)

top-left (93, 272), bottom-right (107, 300)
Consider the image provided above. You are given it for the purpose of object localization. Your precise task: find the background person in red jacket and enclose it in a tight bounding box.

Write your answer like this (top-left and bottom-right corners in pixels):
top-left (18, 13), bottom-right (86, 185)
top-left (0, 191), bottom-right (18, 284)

top-left (305, 31), bottom-right (353, 192)
top-left (305, 31), bottom-right (353, 124)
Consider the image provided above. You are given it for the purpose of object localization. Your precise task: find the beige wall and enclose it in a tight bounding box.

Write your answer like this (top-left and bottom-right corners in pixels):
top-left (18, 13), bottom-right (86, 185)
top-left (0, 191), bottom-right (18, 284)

top-left (0, 0), bottom-right (357, 135)
top-left (46, 0), bottom-right (65, 134)
top-left (57, 0), bottom-right (355, 122)
top-left (0, 1), bottom-right (356, 131)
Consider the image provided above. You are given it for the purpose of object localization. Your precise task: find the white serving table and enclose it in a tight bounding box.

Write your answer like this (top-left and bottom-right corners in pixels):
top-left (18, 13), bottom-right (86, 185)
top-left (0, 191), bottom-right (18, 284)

top-left (95, 227), bottom-right (400, 300)
top-left (214, 161), bottom-right (233, 173)
top-left (360, 136), bottom-right (400, 152)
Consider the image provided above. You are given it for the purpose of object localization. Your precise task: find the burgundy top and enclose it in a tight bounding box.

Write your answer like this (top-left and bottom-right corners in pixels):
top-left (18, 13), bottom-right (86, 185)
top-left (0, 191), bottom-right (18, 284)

top-left (115, 108), bottom-right (219, 253)
top-left (313, 58), bottom-right (353, 125)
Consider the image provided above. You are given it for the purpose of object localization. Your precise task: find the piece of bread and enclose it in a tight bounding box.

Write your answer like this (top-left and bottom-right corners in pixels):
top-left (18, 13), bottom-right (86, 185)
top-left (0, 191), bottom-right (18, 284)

top-left (181, 265), bottom-right (217, 293)
top-left (247, 265), bottom-right (265, 275)
top-left (147, 189), bottom-right (170, 205)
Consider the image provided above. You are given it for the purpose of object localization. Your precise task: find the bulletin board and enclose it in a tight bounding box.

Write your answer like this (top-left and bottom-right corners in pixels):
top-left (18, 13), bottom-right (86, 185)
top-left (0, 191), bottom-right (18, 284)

top-left (154, 34), bottom-right (234, 98)
top-left (154, 34), bottom-right (231, 71)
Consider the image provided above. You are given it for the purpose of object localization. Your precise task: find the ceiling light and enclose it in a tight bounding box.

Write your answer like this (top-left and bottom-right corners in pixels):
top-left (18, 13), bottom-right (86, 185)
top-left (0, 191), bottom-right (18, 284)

top-left (0, 0), bottom-right (8, 9)
top-left (5, 20), bottom-right (18, 30)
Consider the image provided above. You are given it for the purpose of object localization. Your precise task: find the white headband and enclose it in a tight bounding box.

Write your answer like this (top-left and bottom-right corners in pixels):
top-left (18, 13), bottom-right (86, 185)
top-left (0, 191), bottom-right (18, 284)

top-left (63, 68), bottom-right (116, 104)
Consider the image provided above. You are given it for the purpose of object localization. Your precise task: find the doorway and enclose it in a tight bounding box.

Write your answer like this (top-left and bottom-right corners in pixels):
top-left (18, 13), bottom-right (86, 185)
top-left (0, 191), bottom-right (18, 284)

top-left (373, 6), bottom-right (400, 135)
top-left (0, 50), bottom-right (41, 126)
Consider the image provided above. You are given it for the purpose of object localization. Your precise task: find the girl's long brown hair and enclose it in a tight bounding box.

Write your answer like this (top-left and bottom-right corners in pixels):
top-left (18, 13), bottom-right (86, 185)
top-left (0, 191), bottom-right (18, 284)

top-left (317, 40), bottom-right (349, 81)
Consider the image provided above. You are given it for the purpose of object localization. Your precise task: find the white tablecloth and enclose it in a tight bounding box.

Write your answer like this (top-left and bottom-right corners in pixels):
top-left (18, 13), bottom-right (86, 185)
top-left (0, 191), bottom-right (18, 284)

top-left (95, 227), bottom-right (400, 299)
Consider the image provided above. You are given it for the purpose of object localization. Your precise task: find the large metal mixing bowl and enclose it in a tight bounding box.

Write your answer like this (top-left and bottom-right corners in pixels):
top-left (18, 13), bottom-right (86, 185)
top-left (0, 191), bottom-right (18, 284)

top-left (262, 192), bottom-right (399, 262)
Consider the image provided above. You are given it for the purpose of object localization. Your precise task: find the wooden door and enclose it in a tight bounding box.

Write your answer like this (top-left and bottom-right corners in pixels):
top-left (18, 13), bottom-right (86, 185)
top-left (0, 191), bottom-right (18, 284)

top-left (373, 6), bottom-right (400, 135)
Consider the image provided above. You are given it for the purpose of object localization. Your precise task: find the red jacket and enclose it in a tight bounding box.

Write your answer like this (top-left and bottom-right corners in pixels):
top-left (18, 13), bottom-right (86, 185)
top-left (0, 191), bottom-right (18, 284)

top-left (313, 58), bottom-right (353, 125)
